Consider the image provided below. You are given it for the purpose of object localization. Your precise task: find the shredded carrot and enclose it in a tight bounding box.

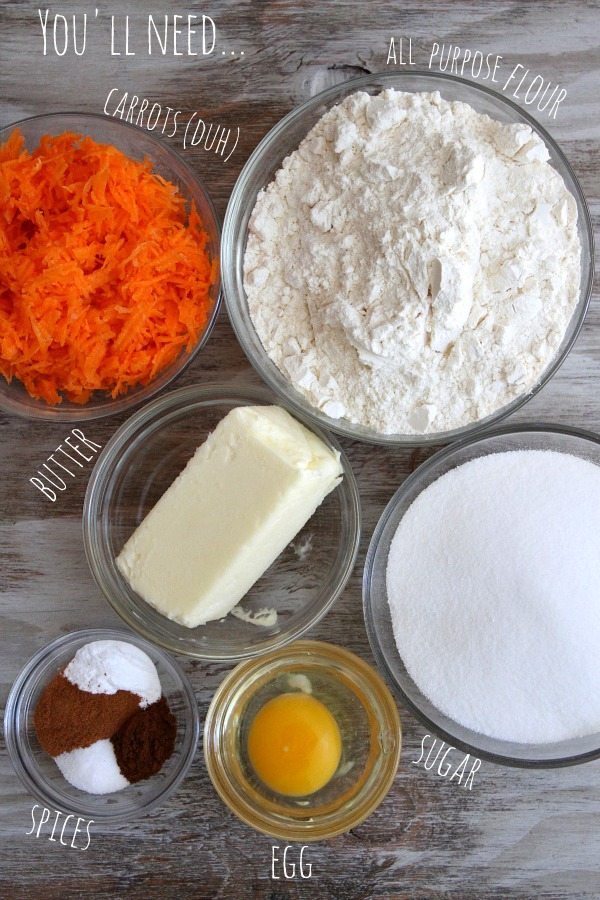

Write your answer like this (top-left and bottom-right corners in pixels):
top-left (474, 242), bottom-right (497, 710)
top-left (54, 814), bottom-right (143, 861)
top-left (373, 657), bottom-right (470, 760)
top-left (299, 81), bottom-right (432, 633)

top-left (0, 128), bottom-right (218, 405)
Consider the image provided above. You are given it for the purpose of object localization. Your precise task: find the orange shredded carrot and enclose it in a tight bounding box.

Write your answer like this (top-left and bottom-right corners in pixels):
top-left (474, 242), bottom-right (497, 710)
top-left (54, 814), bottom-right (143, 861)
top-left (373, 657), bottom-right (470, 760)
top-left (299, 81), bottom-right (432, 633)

top-left (0, 128), bottom-right (217, 405)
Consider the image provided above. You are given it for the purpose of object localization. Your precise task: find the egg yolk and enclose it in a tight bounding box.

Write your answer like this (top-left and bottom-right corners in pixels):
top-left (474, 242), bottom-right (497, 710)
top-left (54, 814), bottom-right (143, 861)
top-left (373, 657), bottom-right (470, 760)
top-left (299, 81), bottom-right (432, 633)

top-left (247, 692), bottom-right (342, 797)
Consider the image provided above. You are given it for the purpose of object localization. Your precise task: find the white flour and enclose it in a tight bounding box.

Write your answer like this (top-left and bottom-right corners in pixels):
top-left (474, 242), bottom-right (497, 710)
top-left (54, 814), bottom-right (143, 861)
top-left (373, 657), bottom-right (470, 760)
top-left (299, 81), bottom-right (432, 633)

top-left (386, 450), bottom-right (600, 744)
top-left (244, 90), bottom-right (581, 434)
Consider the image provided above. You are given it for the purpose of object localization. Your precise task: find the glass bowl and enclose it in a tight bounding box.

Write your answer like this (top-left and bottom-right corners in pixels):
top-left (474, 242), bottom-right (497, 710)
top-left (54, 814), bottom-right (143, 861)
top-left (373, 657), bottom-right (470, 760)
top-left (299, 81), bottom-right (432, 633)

top-left (83, 383), bottom-right (361, 661)
top-left (364, 423), bottom-right (600, 768)
top-left (0, 112), bottom-right (221, 422)
top-left (203, 640), bottom-right (401, 840)
top-left (222, 71), bottom-right (594, 447)
top-left (3, 628), bottom-right (199, 823)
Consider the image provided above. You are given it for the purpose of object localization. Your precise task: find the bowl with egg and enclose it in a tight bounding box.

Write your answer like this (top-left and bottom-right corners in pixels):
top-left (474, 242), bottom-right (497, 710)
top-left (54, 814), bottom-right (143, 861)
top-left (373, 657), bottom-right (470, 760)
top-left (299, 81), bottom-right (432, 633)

top-left (203, 640), bottom-right (401, 840)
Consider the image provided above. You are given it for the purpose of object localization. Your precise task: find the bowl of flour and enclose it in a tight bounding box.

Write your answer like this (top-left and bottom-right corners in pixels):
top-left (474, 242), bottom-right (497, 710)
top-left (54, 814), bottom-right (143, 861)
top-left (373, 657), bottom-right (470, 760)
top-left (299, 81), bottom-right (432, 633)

top-left (363, 424), bottom-right (600, 767)
top-left (223, 72), bottom-right (593, 445)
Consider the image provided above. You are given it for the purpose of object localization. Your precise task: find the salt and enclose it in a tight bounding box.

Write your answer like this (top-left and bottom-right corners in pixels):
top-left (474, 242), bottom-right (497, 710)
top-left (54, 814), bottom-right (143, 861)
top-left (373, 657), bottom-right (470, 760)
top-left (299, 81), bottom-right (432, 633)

top-left (386, 450), bottom-right (600, 744)
top-left (55, 739), bottom-right (130, 794)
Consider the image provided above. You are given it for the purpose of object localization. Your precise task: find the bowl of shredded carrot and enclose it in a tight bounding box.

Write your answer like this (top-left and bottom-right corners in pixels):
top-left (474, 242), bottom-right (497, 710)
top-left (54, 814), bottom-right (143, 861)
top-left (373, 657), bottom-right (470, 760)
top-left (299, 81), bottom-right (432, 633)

top-left (0, 113), bottom-right (221, 420)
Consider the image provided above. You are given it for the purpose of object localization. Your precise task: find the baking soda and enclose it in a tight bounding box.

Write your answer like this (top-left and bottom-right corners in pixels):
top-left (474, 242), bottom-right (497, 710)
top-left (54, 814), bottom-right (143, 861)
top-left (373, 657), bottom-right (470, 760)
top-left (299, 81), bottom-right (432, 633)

top-left (64, 641), bottom-right (161, 707)
top-left (386, 450), bottom-right (600, 743)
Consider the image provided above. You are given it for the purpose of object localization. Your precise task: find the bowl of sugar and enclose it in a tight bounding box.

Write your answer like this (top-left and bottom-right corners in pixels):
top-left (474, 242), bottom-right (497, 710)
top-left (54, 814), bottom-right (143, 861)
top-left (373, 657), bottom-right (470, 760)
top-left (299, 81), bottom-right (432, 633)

top-left (364, 423), bottom-right (600, 767)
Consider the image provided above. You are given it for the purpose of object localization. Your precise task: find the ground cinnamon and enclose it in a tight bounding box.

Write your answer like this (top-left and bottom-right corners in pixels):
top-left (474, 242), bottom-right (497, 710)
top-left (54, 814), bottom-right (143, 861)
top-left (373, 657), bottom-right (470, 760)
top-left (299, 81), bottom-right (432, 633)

top-left (34, 673), bottom-right (140, 757)
top-left (112, 697), bottom-right (177, 783)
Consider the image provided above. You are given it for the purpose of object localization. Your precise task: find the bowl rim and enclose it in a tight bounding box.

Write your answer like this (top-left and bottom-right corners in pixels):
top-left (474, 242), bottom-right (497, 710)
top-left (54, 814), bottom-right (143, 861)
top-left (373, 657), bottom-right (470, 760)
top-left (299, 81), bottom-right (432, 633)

top-left (83, 381), bottom-right (362, 661)
top-left (3, 626), bottom-right (200, 822)
top-left (222, 69), bottom-right (595, 447)
top-left (363, 420), bottom-right (600, 768)
top-left (0, 111), bottom-right (223, 422)
top-left (203, 639), bottom-right (401, 840)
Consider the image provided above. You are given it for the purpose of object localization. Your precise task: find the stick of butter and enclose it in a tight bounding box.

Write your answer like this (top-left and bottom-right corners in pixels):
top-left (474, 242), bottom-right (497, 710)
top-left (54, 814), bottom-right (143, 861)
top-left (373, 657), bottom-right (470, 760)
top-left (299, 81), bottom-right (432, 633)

top-left (116, 406), bottom-right (343, 628)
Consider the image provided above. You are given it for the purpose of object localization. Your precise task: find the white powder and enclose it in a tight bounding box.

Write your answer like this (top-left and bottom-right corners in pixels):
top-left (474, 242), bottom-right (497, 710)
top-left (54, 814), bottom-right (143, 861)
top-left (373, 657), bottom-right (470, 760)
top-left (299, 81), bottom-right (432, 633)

top-left (64, 640), bottom-right (161, 708)
top-left (55, 739), bottom-right (130, 794)
top-left (244, 90), bottom-right (581, 434)
top-left (386, 450), bottom-right (600, 744)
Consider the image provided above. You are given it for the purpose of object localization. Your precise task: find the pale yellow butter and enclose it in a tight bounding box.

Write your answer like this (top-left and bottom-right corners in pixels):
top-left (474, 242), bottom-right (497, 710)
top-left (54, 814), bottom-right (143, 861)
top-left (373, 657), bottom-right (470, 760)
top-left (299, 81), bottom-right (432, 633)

top-left (116, 406), bottom-right (343, 628)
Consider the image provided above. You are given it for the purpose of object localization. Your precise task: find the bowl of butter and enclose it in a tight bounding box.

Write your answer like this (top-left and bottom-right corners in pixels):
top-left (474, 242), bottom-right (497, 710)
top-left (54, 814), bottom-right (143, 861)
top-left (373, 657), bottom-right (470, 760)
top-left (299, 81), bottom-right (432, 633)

top-left (83, 383), bottom-right (361, 660)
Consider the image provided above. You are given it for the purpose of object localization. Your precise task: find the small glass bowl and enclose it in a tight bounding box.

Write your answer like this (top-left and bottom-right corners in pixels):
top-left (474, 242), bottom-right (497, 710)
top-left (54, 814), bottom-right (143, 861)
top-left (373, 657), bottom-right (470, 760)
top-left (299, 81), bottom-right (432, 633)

top-left (83, 383), bottom-right (361, 661)
top-left (204, 640), bottom-right (401, 840)
top-left (222, 71), bottom-right (594, 447)
top-left (3, 628), bottom-right (199, 823)
top-left (0, 112), bottom-right (221, 422)
top-left (364, 423), bottom-right (600, 768)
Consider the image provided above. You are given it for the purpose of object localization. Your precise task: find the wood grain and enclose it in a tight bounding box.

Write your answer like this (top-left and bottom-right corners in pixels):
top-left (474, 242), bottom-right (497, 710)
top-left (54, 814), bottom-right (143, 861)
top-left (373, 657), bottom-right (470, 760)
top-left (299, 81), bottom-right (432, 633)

top-left (0, 1), bottom-right (599, 897)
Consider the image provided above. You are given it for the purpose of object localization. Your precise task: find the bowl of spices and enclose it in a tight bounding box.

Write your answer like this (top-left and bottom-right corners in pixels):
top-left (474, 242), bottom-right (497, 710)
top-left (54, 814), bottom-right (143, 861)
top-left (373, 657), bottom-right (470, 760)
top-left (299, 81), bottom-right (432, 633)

top-left (222, 71), bottom-right (593, 446)
top-left (4, 628), bottom-right (199, 822)
top-left (364, 424), bottom-right (600, 767)
top-left (0, 113), bottom-right (221, 421)
top-left (203, 640), bottom-right (401, 840)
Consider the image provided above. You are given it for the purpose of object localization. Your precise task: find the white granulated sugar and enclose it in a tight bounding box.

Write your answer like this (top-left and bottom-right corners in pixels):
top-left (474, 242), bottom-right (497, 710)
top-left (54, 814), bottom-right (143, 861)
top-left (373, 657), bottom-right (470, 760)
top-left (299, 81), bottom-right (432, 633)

top-left (244, 90), bottom-right (581, 434)
top-left (386, 450), bottom-right (600, 744)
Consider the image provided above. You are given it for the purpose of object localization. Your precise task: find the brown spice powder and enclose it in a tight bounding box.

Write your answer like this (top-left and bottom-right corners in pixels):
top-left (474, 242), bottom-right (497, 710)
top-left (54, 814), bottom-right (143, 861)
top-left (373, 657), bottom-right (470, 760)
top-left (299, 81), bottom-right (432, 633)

top-left (112, 697), bottom-right (177, 783)
top-left (34, 673), bottom-right (140, 757)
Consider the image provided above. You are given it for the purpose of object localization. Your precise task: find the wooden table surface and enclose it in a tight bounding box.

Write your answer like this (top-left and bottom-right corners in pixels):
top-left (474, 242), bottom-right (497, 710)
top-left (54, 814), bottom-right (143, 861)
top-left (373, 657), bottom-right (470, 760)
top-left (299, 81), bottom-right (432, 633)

top-left (0, 1), bottom-right (599, 897)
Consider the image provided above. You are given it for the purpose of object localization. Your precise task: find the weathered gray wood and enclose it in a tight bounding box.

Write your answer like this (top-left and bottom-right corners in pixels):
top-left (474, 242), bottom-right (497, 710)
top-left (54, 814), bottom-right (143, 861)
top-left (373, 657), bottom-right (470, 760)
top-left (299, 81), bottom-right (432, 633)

top-left (0, 1), bottom-right (599, 897)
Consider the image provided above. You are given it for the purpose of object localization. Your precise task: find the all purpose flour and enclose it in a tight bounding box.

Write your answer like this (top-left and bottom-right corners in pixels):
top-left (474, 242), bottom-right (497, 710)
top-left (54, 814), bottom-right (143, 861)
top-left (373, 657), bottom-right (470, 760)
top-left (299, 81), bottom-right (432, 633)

top-left (243, 90), bottom-right (581, 434)
top-left (386, 450), bottom-right (600, 744)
